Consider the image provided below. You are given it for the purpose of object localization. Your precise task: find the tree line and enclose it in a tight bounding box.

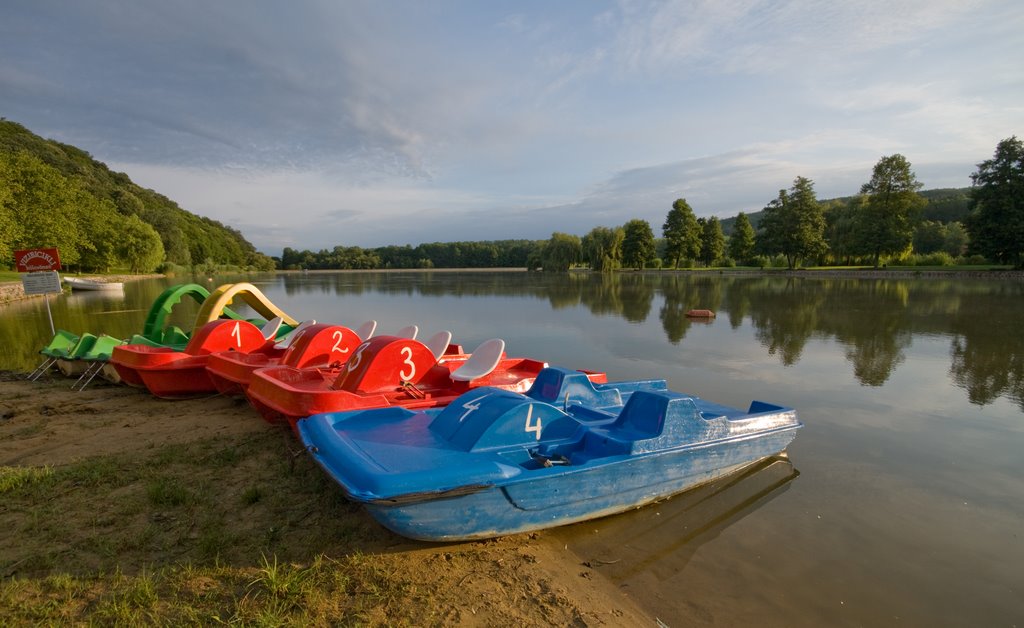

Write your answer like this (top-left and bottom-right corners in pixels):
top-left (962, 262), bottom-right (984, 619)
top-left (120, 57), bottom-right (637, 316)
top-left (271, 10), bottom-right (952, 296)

top-left (0, 119), bottom-right (275, 273)
top-left (541, 137), bottom-right (1023, 271)
top-left (279, 240), bottom-right (542, 270)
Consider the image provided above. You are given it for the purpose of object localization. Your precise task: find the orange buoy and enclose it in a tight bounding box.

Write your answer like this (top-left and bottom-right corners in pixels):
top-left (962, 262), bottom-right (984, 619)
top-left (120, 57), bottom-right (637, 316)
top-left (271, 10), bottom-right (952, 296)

top-left (685, 309), bottom-right (716, 318)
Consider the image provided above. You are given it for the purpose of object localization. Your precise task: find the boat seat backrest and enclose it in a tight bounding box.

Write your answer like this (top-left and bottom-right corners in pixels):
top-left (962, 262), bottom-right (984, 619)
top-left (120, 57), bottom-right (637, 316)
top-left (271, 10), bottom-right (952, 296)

top-left (40, 330), bottom-right (79, 357)
top-left (161, 325), bottom-right (189, 346)
top-left (424, 330), bottom-right (453, 361)
top-left (601, 393), bottom-right (705, 454)
top-left (355, 320), bottom-right (377, 340)
top-left (85, 335), bottom-right (127, 361)
top-left (260, 316), bottom-right (284, 340)
top-left (274, 319), bottom-right (316, 349)
top-left (611, 391), bottom-right (670, 440)
top-left (450, 339), bottom-right (505, 382)
top-left (527, 367), bottom-right (622, 408)
top-left (68, 334), bottom-right (99, 359)
top-left (394, 325), bottom-right (418, 339)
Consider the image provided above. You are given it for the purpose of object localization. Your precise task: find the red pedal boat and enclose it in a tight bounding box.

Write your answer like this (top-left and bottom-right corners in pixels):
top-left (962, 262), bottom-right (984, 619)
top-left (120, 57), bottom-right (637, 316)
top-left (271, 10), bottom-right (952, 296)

top-left (245, 335), bottom-right (607, 430)
top-left (110, 318), bottom-right (285, 398)
top-left (205, 321), bottom-right (375, 396)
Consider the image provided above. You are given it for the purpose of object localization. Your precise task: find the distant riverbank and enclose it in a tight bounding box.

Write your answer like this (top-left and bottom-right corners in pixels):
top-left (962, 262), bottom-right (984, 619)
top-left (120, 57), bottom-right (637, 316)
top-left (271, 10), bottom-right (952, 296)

top-left (279, 266), bottom-right (1024, 280)
top-left (645, 267), bottom-right (1024, 280)
top-left (2, 267), bottom-right (1021, 305)
top-left (0, 274), bottom-right (161, 304)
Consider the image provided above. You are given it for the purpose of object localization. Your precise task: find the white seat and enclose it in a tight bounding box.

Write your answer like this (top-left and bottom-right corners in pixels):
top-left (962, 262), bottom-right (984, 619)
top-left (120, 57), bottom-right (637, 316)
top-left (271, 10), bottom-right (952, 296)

top-left (260, 316), bottom-right (284, 340)
top-left (450, 339), bottom-right (505, 382)
top-left (395, 325), bottom-right (418, 339)
top-left (355, 320), bottom-right (377, 340)
top-left (424, 330), bottom-right (453, 361)
top-left (274, 319), bottom-right (317, 349)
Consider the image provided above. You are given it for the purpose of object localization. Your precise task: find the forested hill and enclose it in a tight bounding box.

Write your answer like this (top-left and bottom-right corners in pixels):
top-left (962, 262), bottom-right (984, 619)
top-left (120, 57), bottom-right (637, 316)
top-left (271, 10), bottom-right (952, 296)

top-left (0, 119), bottom-right (274, 272)
top-left (720, 187), bottom-right (971, 234)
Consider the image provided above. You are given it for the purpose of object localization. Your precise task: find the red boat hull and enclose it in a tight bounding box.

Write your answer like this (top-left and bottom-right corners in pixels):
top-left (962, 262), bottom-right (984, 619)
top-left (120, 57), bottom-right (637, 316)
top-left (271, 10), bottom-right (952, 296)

top-left (110, 319), bottom-right (274, 399)
top-left (137, 355), bottom-right (218, 398)
top-left (244, 335), bottom-right (606, 431)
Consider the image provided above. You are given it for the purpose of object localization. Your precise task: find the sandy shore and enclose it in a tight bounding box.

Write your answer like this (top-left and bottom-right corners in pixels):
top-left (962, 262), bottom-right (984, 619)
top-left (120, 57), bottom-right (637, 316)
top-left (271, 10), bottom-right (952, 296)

top-left (0, 373), bottom-right (651, 625)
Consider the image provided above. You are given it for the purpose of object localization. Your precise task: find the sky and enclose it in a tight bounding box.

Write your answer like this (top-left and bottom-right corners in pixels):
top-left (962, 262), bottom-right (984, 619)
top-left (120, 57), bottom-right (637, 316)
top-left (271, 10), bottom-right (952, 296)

top-left (2, 1), bottom-right (1022, 255)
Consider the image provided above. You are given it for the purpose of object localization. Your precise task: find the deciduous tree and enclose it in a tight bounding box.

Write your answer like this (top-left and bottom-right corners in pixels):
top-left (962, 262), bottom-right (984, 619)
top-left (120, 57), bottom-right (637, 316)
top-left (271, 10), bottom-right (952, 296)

top-left (662, 199), bottom-right (701, 268)
top-left (0, 154), bottom-right (18, 263)
top-left (855, 154), bottom-right (925, 267)
top-left (621, 219), bottom-right (656, 270)
top-left (913, 220), bottom-right (948, 255)
top-left (118, 214), bottom-right (165, 272)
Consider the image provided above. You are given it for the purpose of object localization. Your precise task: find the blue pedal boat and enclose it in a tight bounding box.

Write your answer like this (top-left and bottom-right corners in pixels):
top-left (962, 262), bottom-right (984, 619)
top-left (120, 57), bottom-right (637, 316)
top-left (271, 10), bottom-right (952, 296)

top-left (297, 367), bottom-right (802, 541)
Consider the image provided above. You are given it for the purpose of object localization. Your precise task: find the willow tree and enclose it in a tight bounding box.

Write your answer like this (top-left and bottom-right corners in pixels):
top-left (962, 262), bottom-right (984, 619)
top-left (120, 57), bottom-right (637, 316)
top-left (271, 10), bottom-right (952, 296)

top-left (541, 232), bottom-right (582, 272)
top-left (581, 225), bottom-right (624, 271)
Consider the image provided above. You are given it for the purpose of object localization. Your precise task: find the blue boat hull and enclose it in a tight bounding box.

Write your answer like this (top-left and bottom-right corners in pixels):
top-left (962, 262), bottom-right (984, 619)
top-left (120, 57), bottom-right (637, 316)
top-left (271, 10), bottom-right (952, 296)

top-left (359, 429), bottom-right (797, 541)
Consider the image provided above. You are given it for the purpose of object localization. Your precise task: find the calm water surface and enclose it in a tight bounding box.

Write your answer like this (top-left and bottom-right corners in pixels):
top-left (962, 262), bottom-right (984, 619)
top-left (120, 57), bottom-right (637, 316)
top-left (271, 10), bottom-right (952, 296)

top-left (2, 271), bottom-right (1022, 626)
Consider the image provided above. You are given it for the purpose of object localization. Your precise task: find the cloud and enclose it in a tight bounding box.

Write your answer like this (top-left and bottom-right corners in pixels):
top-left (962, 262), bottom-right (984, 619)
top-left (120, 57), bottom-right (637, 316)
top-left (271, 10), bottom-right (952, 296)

top-left (321, 209), bottom-right (362, 222)
top-left (606, 0), bottom-right (991, 77)
top-left (112, 118), bottom-right (983, 256)
top-left (4, 1), bottom-right (1019, 258)
top-left (0, 1), bottom-right (442, 176)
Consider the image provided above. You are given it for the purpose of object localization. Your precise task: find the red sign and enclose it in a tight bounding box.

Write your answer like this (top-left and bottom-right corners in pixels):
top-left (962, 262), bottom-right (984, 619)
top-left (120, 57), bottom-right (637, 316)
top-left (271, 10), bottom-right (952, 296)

top-left (14, 248), bottom-right (62, 272)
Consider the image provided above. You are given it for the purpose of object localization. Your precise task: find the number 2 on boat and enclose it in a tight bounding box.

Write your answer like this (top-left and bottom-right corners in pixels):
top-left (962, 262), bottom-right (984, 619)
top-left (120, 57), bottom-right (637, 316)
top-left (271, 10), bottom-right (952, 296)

top-left (331, 330), bottom-right (349, 354)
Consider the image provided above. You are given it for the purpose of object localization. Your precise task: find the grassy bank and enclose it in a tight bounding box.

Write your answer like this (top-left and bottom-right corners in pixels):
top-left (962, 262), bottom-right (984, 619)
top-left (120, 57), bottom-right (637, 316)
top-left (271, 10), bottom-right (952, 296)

top-left (0, 419), bottom-right (419, 624)
top-left (0, 375), bottom-right (645, 625)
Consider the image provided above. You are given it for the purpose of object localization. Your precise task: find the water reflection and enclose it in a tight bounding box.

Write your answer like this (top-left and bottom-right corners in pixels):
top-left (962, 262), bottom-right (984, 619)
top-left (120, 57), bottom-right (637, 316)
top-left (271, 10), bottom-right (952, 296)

top-left (949, 282), bottom-right (1024, 410)
top-left (323, 271), bottom-right (1019, 409)
top-left (2, 272), bottom-right (1023, 409)
top-left (552, 455), bottom-right (798, 616)
top-left (659, 275), bottom-right (723, 344)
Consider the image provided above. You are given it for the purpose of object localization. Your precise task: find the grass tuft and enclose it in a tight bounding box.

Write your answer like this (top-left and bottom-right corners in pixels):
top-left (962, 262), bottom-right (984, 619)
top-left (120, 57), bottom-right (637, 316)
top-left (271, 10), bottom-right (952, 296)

top-left (146, 477), bottom-right (192, 507)
top-left (241, 486), bottom-right (262, 505)
top-left (0, 466), bottom-right (53, 494)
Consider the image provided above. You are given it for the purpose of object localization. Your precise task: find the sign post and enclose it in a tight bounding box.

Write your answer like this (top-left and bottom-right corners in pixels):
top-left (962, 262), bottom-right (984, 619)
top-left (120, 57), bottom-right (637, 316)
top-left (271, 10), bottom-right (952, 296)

top-left (14, 248), bottom-right (63, 336)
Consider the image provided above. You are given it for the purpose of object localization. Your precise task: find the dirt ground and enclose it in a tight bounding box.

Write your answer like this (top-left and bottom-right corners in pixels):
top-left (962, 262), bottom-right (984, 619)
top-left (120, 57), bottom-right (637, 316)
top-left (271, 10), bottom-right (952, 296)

top-left (0, 372), bottom-right (652, 626)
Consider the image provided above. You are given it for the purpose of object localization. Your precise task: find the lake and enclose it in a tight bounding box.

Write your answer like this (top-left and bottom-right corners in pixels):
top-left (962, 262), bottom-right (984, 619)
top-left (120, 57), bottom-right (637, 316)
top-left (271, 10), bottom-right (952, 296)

top-left (2, 270), bottom-right (1022, 626)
